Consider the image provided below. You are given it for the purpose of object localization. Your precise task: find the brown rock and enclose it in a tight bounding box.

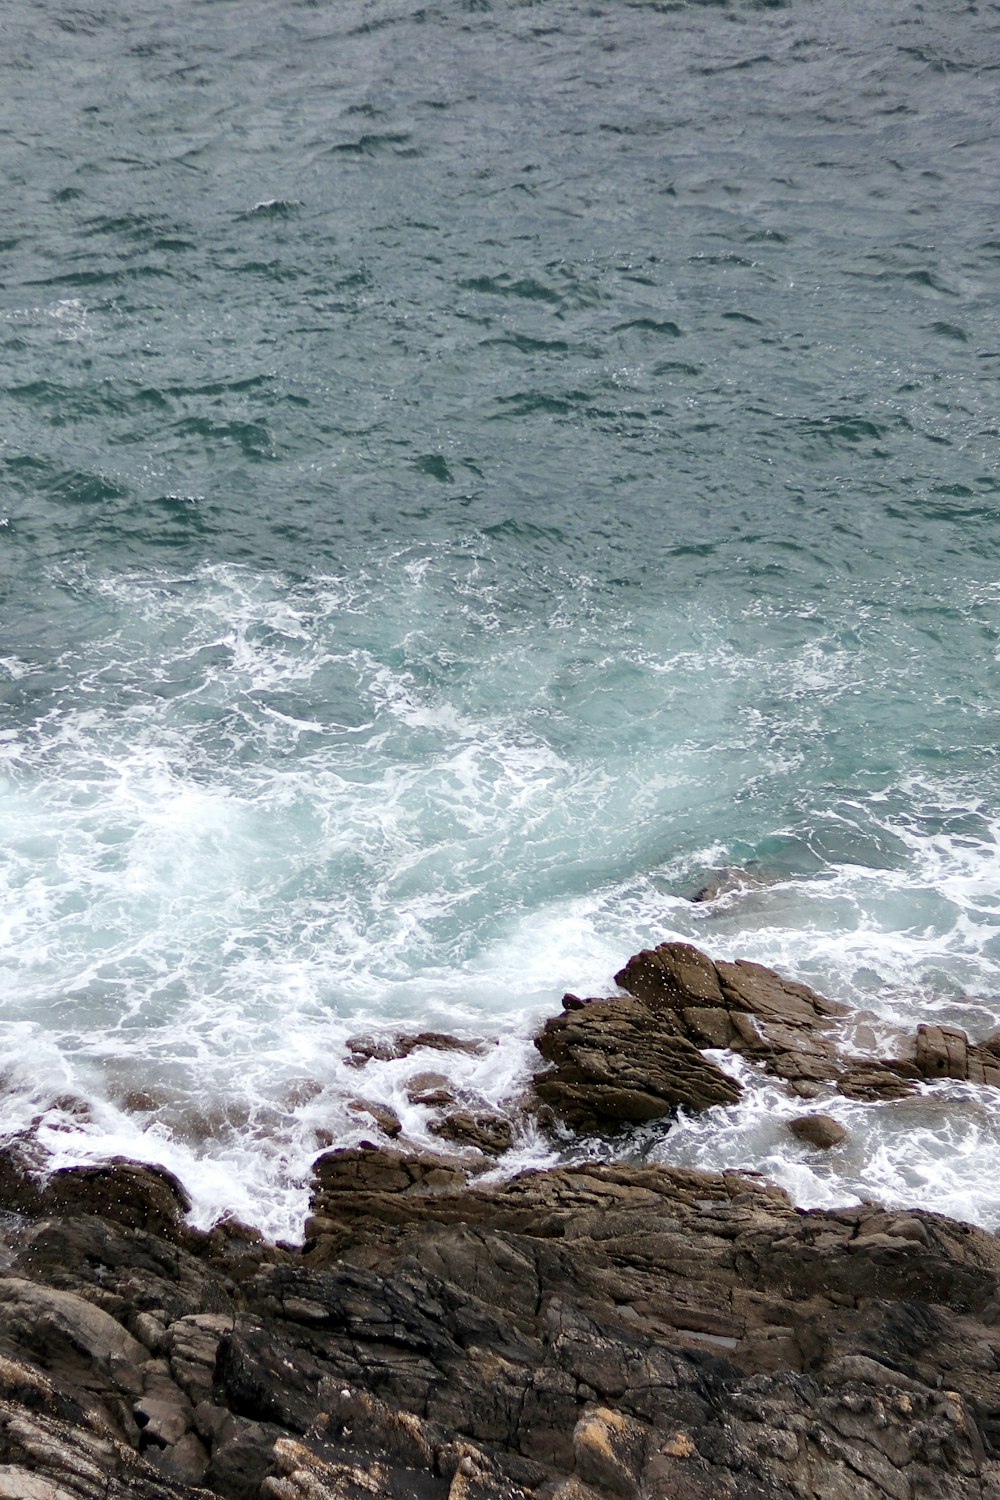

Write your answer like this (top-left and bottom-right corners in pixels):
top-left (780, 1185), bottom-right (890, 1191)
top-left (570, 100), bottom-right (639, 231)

top-left (44, 1159), bottom-right (192, 1241)
top-left (346, 1031), bottom-right (487, 1067)
top-left (406, 1071), bottom-right (457, 1107)
top-left (0, 1136), bottom-right (997, 1499)
top-left (788, 1114), bottom-right (849, 1150)
top-left (430, 1110), bottom-right (514, 1157)
top-left (0, 1138), bottom-right (49, 1216)
top-left (347, 1099), bottom-right (403, 1138)
top-left (615, 941), bottom-right (725, 1008)
top-left (601, 939), bottom-right (942, 1106)
top-left (534, 994), bottom-right (742, 1126)
top-left (2, 938), bottom-right (1000, 1500)
top-left (913, 1023), bottom-right (1000, 1087)
top-left (573, 1405), bottom-right (649, 1496)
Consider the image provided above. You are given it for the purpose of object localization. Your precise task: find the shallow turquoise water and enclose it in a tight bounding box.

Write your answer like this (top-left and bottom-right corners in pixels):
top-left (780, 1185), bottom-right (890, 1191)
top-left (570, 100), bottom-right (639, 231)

top-left (0, 0), bottom-right (998, 1235)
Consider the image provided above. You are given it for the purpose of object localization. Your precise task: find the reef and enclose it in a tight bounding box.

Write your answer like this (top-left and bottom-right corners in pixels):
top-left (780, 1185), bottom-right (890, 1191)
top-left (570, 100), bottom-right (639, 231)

top-left (1, 941), bottom-right (999, 1499)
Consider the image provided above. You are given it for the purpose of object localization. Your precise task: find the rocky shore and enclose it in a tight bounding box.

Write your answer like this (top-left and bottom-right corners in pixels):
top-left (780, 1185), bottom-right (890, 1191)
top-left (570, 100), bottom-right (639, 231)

top-left (1, 942), bottom-right (999, 1499)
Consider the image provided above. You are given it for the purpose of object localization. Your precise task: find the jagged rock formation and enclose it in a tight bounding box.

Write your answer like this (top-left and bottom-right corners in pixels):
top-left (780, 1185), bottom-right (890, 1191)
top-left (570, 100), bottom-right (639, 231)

top-left (533, 940), bottom-right (1000, 1126)
top-left (0, 1146), bottom-right (998, 1498)
top-left (533, 989), bottom-right (744, 1125)
top-left (1, 940), bottom-right (1000, 1498)
top-left (613, 940), bottom-right (919, 1100)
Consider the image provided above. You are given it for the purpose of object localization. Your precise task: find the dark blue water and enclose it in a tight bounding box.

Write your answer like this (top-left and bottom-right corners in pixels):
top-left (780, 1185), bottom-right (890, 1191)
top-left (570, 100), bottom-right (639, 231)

top-left (0, 0), bottom-right (998, 1235)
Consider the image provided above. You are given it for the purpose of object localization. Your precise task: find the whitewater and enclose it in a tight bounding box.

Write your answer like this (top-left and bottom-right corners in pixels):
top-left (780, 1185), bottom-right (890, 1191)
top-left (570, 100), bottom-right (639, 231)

top-left (0, 0), bottom-right (997, 1238)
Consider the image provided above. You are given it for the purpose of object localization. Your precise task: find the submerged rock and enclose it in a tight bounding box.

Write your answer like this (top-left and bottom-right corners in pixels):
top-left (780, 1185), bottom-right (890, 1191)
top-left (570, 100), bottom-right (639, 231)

top-left (405, 1070), bottom-right (457, 1107)
top-left (346, 1098), bottom-right (403, 1139)
top-left (345, 1031), bottom-right (489, 1067)
top-left (688, 864), bottom-right (769, 903)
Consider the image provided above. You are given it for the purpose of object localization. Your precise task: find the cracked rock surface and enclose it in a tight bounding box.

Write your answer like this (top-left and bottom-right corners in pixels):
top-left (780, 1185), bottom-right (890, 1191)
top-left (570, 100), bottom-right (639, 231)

top-left (1, 941), bottom-right (1000, 1498)
top-left (0, 1145), bottom-right (998, 1498)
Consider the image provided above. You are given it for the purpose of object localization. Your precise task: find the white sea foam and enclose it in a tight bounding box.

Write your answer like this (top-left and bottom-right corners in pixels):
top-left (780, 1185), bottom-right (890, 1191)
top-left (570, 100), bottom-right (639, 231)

top-left (653, 1056), bottom-right (1000, 1230)
top-left (0, 554), bottom-right (997, 1237)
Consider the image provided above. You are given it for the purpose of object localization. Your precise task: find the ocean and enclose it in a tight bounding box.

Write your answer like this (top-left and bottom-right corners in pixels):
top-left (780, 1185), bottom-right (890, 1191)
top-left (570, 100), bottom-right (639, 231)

top-left (0, 0), bottom-right (997, 1240)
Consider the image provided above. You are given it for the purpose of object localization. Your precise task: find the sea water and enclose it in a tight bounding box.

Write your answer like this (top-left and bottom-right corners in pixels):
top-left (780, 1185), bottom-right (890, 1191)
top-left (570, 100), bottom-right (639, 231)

top-left (0, 0), bottom-right (997, 1239)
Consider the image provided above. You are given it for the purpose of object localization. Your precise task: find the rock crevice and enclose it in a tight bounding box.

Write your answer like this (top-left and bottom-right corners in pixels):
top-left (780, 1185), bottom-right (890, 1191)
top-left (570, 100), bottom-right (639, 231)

top-left (0, 941), bottom-right (998, 1498)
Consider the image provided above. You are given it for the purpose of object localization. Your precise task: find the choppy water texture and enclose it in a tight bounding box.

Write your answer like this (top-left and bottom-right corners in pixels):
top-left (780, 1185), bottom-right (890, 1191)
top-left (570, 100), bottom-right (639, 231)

top-left (0, 0), bottom-right (998, 1238)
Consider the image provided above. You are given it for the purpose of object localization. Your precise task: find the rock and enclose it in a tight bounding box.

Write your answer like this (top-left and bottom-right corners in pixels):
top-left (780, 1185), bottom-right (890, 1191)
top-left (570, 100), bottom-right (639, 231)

top-left (430, 1110), bottom-right (514, 1157)
top-left (166, 1314), bottom-right (235, 1407)
top-left (346, 1032), bottom-right (487, 1067)
top-left (0, 1138), bottom-right (50, 1217)
top-left (0, 941), bottom-right (999, 1500)
top-left (616, 940), bottom-right (728, 1008)
top-left (539, 930), bottom-right (1000, 1128)
top-left (0, 1138), bottom-right (998, 1497)
top-left (688, 865), bottom-right (769, 903)
top-left (44, 1159), bottom-right (193, 1241)
top-left (788, 1114), bottom-right (849, 1149)
top-left (602, 939), bottom-right (942, 1103)
top-left (346, 1100), bottom-right (403, 1139)
top-left (533, 993), bottom-right (742, 1126)
top-left (572, 1405), bottom-right (648, 1496)
top-left (0, 1275), bottom-right (147, 1375)
top-left (150, 1429), bottom-right (210, 1485)
top-left (914, 1023), bottom-right (1000, 1087)
top-left (406, 1071), bottom-right (457, 1107)
top-left (134, 1390), bottom-right (194, 1448)
top-left (0, 1148), bottom-right (193, 1243)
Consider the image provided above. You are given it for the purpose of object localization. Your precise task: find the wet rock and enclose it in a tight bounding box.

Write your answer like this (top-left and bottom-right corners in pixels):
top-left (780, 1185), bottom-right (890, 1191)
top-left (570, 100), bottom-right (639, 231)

top-left (688, 865), bottom-right (768, 903)
top-left (533, 993), bottom-right (742, 1126)
top-left (609, 939), bottom-right (927, 1101)
top-left (0, 1138), bottom-right (49, 1216)
top-left (346, 1032), bottom-right (487, 1067)
top-left (347, 1099), bottom-right (403, 1139)
top-left (0, 1139), bottom-right (998, 1497)
top-left (0, 940), bottom-right (999, 1500)
top-left (429, 1110), bottom-right (514, 1157)
top-left (914, 1022), bottom-right (1000, 1087)
top-left (406, 1071), bottom-right (457, 1107)
top-left (44, 1159), bottom-right (193, 1241)
top-left (788, 1113), bottom-right (849, 1149)
top-left (0, 1148), bottom-right (193, 1243)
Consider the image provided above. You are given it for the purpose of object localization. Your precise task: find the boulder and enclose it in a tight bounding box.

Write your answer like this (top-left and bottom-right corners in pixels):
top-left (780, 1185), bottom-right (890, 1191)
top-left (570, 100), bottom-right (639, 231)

top-left (609, 940), bottom-right (926, 1101)
top-left (44, 1159), bottom-right (192, 1241)
top-left (533, 994), bottom-right (742, 1126)
top-left (788, 1113), bottom-right (849, 1149)
top-left (429, 1110), bottom-right (514, 1157)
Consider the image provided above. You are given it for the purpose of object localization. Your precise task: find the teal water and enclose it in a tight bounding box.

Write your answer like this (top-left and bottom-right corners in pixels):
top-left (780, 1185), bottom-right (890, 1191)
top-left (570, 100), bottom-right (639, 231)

top-left (0, 0), bottom-right (998, 1236)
